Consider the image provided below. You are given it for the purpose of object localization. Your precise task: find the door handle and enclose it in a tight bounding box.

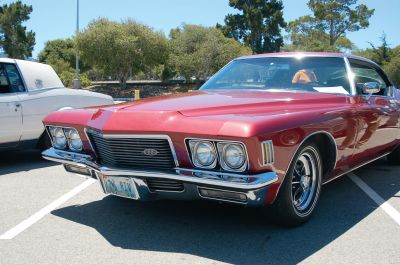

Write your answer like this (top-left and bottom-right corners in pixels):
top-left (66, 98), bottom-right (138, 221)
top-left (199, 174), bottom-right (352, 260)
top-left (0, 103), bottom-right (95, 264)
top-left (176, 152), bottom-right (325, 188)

top-left (6, 102), bottom-right (21, 110)
top-left (13, 102), bottom-right (21, 112)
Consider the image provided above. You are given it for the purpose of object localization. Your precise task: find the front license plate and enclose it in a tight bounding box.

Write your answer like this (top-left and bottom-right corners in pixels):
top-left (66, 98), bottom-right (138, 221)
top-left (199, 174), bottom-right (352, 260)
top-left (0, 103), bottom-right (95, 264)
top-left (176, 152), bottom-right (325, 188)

top-left (101, 176), bottom-right (139, 200)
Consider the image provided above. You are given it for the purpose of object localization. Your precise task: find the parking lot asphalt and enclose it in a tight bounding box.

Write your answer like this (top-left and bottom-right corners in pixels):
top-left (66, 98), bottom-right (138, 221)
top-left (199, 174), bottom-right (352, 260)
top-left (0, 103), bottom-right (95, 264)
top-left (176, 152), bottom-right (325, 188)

top-left (0, 150), bottom-right (399, 265)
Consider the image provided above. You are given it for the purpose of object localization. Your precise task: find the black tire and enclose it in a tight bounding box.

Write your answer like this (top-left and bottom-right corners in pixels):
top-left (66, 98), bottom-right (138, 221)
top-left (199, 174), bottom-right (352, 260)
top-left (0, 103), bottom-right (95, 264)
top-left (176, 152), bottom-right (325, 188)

top-left (37, 132), bottom-right (52, 151)
top-left (387, 146), bottom-right (400, 165)
top-left (269, 143), bottom-right (323, 227)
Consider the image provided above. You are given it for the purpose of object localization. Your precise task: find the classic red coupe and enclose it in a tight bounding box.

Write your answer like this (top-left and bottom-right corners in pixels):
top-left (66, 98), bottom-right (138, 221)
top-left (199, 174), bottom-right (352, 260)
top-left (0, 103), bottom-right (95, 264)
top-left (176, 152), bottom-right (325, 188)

top-left (42, 52), bottom-right (400, 226)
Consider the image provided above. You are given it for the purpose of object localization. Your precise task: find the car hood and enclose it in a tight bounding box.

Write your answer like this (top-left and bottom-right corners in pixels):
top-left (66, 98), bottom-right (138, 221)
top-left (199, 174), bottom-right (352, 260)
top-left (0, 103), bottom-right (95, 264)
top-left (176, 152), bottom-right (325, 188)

top-left (104, 89), bottom-right (350, 117)
top-left (45, 89), bottom-right (352, 138)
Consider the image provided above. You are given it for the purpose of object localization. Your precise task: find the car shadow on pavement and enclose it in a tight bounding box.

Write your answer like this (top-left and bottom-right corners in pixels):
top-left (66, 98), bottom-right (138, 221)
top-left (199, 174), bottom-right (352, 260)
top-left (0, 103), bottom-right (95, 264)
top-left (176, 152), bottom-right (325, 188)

top-left (52, 159), bottom-right (400, 265)
top-left (0, 149), bottom-right (56, 175)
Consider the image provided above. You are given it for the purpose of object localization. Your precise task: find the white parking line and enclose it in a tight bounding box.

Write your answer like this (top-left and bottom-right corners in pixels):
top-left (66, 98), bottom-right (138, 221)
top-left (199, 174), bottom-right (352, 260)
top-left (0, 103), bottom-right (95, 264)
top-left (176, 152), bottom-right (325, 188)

top-left (0, 178), bottom-right (96, 240)
top-left (348, 172), bottom-right (400, 226)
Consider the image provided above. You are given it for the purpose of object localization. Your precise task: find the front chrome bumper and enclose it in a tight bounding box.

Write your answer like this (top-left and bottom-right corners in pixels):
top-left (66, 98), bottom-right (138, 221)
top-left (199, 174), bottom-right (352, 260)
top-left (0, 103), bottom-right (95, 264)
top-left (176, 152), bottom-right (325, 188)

top-left (42, 148), bottom-right (278, 206)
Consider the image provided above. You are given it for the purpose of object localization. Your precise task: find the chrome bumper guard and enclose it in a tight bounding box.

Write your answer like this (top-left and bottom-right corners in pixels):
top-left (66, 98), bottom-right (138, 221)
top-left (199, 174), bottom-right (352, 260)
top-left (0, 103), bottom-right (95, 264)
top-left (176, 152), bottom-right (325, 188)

top-left (42, 148), bottom-right (278, 205)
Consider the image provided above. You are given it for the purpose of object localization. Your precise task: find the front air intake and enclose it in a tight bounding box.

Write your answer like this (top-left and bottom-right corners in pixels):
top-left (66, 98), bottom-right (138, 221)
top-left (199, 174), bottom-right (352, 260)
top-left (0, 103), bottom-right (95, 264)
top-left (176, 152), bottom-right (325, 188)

top-left (198, 188), bottom-right (247, 203)
top-left (146, 178), bottom-right (184, 192)
top-left (87, 131), bottom-right (176, 170)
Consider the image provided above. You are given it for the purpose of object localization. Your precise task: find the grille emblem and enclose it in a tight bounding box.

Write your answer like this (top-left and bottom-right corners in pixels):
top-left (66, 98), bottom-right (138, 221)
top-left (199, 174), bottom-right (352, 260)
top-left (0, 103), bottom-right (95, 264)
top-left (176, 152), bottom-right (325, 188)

top-left (143, 148), bottom-right (159, 156)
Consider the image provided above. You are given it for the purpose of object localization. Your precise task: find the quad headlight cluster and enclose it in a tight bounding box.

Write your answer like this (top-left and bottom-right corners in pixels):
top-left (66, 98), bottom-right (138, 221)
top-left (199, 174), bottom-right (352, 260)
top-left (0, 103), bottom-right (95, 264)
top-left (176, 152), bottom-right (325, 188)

top-left (47, 126), bottom-right (83, 152)
top-left (188, 139), bottom-right (248, 172)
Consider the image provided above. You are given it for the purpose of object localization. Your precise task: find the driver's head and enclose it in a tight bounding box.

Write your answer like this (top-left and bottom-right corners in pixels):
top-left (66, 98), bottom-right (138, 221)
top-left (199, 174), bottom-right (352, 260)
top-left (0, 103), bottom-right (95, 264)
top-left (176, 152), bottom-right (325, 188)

top-left (292, 69), bottom-right (317, 84)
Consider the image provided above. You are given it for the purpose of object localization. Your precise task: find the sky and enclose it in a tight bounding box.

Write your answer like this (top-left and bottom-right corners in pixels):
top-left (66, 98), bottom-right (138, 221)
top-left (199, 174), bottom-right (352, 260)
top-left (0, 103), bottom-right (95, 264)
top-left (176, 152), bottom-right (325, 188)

top-left (3, 0), bottom-right (400, 58)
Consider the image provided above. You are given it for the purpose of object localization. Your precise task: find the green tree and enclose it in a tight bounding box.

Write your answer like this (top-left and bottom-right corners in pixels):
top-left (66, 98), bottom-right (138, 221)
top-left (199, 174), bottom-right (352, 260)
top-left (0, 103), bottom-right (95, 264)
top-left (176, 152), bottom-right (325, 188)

top-left (38, 38), bottom-right (76, 74)
top-left (77, 18), bottom-right (168, 88)
top-left (368, 33), bottom-right (391, 65)
top-left (283, 30), bottom-right (354, 52)
top-left (382, 45), bottom-right (400, 86)
top-left (384, 55), bottom-right (400, 86)
top-left (355, 37), bottom-right (400, 86)
top-left (38, 38), bottom-right (94, 87)
top-left (0, 1), bottom-right (35, 58)
top-left (217, 0), bottom-right (286, 54)
top-left (288, 0), bottom-right (374, 51)
top-left (354, 33), bottom-right (392, 66)
top-left (169, 24), bottom-right (251, 81)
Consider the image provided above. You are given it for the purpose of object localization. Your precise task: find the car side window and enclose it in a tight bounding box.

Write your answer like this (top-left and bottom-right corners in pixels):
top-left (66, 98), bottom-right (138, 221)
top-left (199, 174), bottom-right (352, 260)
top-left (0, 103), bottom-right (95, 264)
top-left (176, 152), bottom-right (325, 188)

top-left (0, 64), bottom-right (11, 94)
top-left (349, 59), bottom-right (390, 96)
top-left (4, 64), bottom-right (25, 93)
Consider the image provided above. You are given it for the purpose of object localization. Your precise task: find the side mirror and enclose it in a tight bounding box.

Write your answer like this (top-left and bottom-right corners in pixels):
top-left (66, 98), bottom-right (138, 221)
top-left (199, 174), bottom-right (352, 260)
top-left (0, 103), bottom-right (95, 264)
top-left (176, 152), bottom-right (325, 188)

top-left (362, 82), bottom-right (382, 95)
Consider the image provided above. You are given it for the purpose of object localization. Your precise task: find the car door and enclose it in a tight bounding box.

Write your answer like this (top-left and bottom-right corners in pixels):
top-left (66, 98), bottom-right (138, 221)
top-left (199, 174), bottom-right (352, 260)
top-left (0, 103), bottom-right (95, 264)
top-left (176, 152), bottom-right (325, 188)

top-left (0, 63), bottom-right (23, 148)
top-left (5, 62), bottom-right (50, 142)
top-left (348, 58), bottom-right (399, 163)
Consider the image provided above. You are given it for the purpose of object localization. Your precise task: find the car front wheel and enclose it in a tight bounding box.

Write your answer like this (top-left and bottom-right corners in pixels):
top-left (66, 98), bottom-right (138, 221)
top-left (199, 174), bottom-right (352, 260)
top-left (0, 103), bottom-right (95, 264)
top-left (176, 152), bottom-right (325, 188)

top-left (387, 146), bottom-right (400, 165)
top-left (269, 143), bottom-right (322, 226)
top-left (38, 131), bottom-right (52, 151)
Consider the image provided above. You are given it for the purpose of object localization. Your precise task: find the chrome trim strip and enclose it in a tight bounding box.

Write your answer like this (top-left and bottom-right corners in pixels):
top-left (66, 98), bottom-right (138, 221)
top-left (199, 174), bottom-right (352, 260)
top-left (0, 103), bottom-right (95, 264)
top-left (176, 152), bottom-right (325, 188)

top-left (85, 129), bottom-right (180, 167)
top-left (323, 152), bottom-right (391, 185)
top-left (45, 126), bottom-right (54, 147)
top-left (236, 54), bottom-right (380, 67)
top-left (94, 171), bottom-right (107, 193)
top-left (344, 57), bottom-right (356, 96)
top-left (42, 148), bottom-right (278, 190)
top-left (285, 131), bottom-right (338, 175)
top-left (83, 127), bottom-right (97, 154)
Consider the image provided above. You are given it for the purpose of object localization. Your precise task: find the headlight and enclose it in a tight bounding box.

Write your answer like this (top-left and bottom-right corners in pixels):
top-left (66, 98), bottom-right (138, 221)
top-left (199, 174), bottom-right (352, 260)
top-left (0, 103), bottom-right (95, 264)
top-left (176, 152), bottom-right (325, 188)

top-left (218, 142), bottom-right (247, 171)
top-left (189, 140), bottom-right (217, 168)
top-left (49, 127), bottom-right (67, 149)
top-left (47, 126), bottom-right (82, 152)
top-left (64, 128), bottom-right (83, 151)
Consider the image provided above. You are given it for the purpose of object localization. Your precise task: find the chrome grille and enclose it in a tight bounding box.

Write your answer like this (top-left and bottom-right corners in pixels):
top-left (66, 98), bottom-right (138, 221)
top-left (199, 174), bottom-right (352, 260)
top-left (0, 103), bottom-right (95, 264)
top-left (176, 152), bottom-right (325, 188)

top-left (87, 132), bottom-right (176, 170)
top-left (146, 178), bottom-right (184, 192)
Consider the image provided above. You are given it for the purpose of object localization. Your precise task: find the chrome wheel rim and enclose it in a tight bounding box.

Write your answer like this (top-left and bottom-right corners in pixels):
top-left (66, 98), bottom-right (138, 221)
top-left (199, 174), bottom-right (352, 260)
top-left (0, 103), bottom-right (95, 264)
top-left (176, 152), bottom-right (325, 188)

top-left (291, 151), bottom-right (318, 213)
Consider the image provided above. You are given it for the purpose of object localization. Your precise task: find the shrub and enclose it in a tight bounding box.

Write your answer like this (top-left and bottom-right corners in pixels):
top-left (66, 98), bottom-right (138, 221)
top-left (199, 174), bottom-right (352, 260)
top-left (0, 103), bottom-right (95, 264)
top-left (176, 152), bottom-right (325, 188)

top-left (59, 70), bottom-right (91, 88)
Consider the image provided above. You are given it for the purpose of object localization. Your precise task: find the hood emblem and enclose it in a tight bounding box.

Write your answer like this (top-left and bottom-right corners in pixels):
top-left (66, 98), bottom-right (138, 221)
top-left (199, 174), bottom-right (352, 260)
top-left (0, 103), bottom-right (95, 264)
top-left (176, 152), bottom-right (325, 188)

top-left (143, 148), bottom-right (159, 156)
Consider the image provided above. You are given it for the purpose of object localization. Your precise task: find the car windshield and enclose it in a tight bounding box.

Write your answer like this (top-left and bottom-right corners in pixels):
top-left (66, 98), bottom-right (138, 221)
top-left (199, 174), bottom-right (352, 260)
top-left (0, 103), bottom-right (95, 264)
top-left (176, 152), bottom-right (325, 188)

top-left (200, 56), bottom-right (351, 95)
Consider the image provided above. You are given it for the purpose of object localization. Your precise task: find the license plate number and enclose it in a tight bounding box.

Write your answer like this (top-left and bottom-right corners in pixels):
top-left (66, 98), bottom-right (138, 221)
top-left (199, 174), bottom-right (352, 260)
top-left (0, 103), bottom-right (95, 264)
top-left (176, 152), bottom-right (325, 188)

top-left (101, 176), bottom-right (139, 199)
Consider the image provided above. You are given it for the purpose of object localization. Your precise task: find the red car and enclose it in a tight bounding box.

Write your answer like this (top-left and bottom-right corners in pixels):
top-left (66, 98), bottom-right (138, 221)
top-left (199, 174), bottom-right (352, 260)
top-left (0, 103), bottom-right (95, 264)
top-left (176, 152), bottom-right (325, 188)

top-left (42, 52), bottom-right (400, 226)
